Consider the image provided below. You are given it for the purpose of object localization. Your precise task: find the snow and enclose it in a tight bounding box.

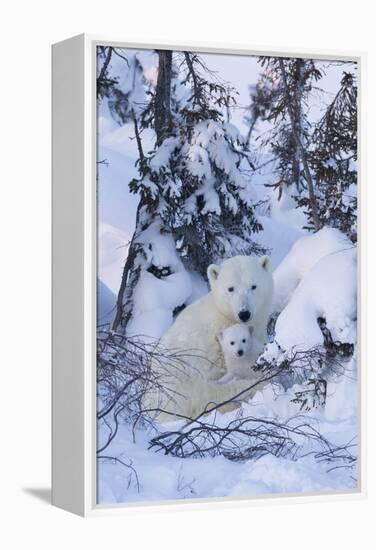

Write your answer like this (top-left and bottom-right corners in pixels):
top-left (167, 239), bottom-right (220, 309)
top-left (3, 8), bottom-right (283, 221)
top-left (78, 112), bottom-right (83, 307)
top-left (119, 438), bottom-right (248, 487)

top-left (256, 215), bottom-right (304, 269)
top-left (269, 185), bottom-right (308, 230)
top-left (98, 227), bottom-right (358, 504)
top-left (127, 220), bottom-right (204, 339)
top-left (96, 48), bottom-right (358, 506)
top-left (150, 136), bottom-right (179, 170)
top-left (273, 227), bottom-right (353, 313)
top-left (183, 120), bottom-right (258, 206)
top-left (98, 223), bottom-right (129, 295)
top-left (97, 145), bottom-right (140, 237)
top-left (98, 364), bottom-right (357, 504)
top-left (97, 279), bottom-right (116, 326)
top-left (275, 246), bottom-right (357, 351)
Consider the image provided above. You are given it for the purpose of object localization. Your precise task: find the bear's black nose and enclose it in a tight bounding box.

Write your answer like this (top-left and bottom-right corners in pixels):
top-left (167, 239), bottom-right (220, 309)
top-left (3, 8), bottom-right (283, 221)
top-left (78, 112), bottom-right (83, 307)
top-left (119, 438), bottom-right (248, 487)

top-left (238, 310), bottom-right (251, 322)
top-left (237, 349), bottom-right (244, 357)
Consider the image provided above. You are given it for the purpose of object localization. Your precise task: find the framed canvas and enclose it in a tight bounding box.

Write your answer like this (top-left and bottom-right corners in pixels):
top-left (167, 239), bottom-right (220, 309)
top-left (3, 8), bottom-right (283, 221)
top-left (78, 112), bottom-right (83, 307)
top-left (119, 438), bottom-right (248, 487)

top-left (52, 34), bottom-right (366, 516)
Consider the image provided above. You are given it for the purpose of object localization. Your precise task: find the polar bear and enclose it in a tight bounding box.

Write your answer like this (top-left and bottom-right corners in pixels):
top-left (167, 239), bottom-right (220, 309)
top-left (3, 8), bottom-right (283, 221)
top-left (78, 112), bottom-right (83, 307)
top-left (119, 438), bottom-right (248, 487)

top-left (144, 255), bottom-right (273, 421)
top-left (216, 324), bottom-right (257, 383)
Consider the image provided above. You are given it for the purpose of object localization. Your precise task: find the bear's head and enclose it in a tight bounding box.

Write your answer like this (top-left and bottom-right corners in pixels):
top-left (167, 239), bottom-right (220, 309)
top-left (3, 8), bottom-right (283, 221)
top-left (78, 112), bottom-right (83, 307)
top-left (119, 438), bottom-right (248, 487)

top-left (217, 324), bottom-right (254, 360)
top-left (207, 255), bottom-right (273, 323)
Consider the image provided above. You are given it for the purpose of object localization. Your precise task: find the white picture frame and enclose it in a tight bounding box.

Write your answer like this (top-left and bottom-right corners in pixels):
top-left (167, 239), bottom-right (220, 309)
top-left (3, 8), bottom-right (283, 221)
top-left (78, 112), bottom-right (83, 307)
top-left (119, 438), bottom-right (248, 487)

top-left (52, 34), bottom-right (366, 517)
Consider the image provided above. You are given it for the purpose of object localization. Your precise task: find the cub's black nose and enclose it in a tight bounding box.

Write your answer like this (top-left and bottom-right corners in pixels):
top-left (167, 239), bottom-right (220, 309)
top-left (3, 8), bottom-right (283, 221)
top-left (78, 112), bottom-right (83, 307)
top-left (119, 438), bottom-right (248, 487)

top-left (237, 349), bottom-right (244, 357)
top-left (238, 310), bottom-right (251, 322)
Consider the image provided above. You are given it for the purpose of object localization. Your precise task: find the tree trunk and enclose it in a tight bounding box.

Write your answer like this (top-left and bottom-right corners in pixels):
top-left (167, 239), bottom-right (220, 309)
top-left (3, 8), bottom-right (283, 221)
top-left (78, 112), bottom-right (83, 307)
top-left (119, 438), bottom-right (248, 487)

top-left (291, 59), bottom-right (304, 192)
top-left (111, 209), bottom-right (142, 332)
top-left (97, 47), bottom-right (113, 97)
top-left (154, 50), bottom-right (173, 145)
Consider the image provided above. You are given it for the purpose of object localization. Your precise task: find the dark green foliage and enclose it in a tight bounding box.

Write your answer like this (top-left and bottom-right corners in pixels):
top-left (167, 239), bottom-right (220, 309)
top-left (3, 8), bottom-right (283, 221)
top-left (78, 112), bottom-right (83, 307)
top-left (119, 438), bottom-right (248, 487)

top-left (97, 47), bottom-right (145, 125)
top-left (128, 52), bottom-right (264, 276)
top-left (252, 58), bottom-right (323, 196)
top-left (246, 58), bottom-right (357, 240)
top-left (98, 48), bottom-right (265, 330)
top-left (298, 72), bottom-right (358, 240)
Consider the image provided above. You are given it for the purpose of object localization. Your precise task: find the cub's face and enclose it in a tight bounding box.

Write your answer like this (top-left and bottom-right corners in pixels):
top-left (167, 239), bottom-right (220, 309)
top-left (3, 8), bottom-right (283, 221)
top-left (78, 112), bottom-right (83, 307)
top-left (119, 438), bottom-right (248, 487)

top-left (207, 255), bottom-right (272, 323)
top-left (218, 324), bottom-right (254, 360)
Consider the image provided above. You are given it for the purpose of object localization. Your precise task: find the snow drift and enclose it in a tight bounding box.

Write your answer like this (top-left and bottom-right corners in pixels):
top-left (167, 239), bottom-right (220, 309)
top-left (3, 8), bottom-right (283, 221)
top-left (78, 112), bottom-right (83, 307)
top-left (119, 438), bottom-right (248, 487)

top-left (273, 228), bottom-right (357, 351)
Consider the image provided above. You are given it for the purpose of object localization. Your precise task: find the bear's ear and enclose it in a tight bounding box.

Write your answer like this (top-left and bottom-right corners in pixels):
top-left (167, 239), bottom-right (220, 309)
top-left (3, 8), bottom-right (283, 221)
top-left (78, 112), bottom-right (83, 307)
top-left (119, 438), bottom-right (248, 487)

top-left (259, 255), bottom-right (272, 272)
top-left (207, 263), bottom-right (220, 287)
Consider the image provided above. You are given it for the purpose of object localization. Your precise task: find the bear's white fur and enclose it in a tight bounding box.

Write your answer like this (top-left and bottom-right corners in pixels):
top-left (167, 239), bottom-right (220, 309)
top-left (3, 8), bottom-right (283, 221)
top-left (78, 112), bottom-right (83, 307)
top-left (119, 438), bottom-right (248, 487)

top-left (144, 255), bottom-right (273, 421)
top-left (216, 324), bottom-right (257, 383)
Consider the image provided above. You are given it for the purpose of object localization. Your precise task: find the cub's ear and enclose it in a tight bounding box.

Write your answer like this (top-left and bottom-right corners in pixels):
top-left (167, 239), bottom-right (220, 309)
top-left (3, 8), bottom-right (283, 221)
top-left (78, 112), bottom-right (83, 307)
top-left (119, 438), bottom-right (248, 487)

top-left (248, 326), bottom-right (254, 337)
top-left (207, 263), bottom-right (220, 287)
top-left (259, 255), bottom-right (272, 272)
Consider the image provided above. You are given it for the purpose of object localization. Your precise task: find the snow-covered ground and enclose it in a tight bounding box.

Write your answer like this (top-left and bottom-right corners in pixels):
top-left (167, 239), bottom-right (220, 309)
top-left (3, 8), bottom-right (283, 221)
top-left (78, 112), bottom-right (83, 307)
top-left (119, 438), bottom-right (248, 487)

top-left (96, 50), bottom-right (358, 505)
top-left (97, 227), bottom-right (358, 505)
top-left (98, 364), bottom-right (357, 504)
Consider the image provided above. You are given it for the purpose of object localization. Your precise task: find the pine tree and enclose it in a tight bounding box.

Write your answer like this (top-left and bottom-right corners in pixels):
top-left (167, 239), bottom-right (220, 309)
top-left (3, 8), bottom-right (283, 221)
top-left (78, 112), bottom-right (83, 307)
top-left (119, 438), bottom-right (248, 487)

top-left (298, 71), bottom-right (357, 241)
top-left (97, 46), bottom-right (148, 124)
top-left (106, 50), bottom-right (264, 334)
top-left (247, 57), bottom-right (323, 229)
top-left (244, 67), bottom-right (279, 145)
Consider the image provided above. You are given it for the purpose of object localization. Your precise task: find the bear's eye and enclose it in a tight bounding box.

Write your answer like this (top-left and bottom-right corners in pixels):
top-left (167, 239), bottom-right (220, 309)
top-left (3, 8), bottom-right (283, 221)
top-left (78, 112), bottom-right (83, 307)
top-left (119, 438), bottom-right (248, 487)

top-left (242, 338), bottom-right (246, 343)
top-left (228, 286), bottom-right (234, 292)
top-left (230, 341), bottom-right (235, 346)
top-left (251, 284), bottom-right (257, 290)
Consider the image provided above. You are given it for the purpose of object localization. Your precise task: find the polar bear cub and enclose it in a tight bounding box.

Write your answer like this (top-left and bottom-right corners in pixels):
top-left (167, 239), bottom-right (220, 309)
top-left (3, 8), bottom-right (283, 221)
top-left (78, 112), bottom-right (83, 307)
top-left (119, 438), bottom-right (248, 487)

top-left (217, 324), bottom-right (255, 383)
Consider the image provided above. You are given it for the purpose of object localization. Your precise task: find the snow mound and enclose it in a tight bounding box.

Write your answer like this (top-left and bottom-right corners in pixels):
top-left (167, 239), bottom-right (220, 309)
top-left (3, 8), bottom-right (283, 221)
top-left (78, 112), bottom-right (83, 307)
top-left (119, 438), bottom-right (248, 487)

top-left (257, 215), bottom-right (303, 269)
top-left (269, 185), bottom-right (308, 230)
top-left (98, 223), bottom-right (129, 296)
top-left (97, 146), bottom-right (140, 236)
top-left (275, 246), bottom-right (357, 351)
top-left (273, 227), bottom-right (353, 313)
top-left (97, 279), bottom-right (116, 326)
top-left (127, 221), bottom-right (207, 339)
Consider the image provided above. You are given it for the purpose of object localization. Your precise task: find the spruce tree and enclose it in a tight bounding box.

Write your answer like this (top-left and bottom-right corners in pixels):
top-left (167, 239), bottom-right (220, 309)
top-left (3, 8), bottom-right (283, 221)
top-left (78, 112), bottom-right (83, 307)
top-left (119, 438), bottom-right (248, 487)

top-left (102, 50), bottom-right (264, 334)
top-left (299, 71), bottom-right (358, 240)
top-left (246, 57), bottom-right (322, 229)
